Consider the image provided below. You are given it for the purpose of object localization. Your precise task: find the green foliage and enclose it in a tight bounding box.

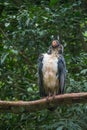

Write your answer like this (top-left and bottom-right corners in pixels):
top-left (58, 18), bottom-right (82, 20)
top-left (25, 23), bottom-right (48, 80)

top-left (0, 0), bottom-right (87, 129)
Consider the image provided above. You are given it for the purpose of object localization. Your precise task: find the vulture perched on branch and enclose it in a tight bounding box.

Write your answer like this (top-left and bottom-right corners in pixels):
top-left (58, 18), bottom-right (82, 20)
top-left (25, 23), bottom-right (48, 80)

top-left (38, 40), bottom-right (66, 99)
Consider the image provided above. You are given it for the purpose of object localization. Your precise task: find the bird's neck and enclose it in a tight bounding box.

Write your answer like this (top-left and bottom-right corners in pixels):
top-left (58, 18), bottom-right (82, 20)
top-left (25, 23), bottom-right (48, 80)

top-left (51, 50), bottom-right (59, 57)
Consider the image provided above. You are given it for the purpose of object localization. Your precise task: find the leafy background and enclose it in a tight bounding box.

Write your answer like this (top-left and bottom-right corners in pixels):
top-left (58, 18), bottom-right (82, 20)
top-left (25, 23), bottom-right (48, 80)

top-left (0, 0), bottom-right (87, 129)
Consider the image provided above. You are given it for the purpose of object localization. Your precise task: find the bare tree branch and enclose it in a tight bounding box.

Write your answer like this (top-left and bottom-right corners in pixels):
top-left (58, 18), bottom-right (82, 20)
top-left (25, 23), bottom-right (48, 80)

top-left (0, 92), bottom-right (87, 113)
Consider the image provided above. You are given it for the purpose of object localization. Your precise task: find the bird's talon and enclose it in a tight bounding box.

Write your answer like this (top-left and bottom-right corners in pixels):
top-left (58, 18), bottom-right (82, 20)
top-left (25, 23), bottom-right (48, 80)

top-left (46, 96), bottom-right (49, 102)
top-left (52, 94), bottom-right (56, 101)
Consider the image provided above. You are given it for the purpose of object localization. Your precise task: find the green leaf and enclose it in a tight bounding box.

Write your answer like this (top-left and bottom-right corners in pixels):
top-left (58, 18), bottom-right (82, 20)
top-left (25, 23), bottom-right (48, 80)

top-left (1, 53), bottom-right (9, 64)
top-left (56, 126), bottom-right (64, 130)
top-left (5, 23), bottom-right (10, 27)
top-left (80, 69), bottom-right (87, 75)
top-left (50, 0), bottom-right (58, 6)
top-left (83, 31), bottom-right (87, 37)
top-left (27, 87), bottom-right (33, 92)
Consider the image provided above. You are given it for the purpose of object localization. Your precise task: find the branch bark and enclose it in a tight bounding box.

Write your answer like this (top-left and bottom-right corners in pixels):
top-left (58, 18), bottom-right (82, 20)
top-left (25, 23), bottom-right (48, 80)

top-left (0, 92), bottom-right (87, 113)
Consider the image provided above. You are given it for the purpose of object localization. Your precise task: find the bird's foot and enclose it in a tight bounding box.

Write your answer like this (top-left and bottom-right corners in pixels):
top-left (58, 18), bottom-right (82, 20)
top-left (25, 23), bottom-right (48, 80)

top-left (52, 92), bottom-right (56, 100)
top-left (46, 96), bottom-right (50, 102)
top-left (52, 95), bottom-right (55, 100)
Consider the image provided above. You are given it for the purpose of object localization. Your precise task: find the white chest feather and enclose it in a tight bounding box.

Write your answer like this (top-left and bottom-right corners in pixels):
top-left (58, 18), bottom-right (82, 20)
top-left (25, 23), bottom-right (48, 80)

top-left (42, 53), bottom-right (59, 93)
top-left (42, 53), bottom-right (58, 74)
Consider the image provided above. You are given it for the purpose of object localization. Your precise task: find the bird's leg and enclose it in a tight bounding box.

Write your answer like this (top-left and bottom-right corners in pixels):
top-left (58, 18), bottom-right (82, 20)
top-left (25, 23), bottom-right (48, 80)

top-left (46, 92), bottom-right (51, 101)
top-left (53, 91), bottom-right (56, 100)
top-left (49, 92), bottom-right (51, 97)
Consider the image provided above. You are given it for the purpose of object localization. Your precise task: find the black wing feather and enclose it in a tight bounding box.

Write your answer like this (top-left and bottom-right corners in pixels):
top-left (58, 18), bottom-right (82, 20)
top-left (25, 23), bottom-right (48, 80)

top-left (38, 55), bottom-right (46, 97)
top-left (58, 55), bottom-right (66, 94)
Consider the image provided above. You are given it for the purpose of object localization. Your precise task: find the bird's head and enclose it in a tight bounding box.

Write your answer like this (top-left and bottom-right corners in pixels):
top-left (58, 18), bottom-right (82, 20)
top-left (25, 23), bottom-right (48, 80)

top-left (47, 40), bottom-right (64, 55)
top-left (51, 40), bottom-right (63, 54)
top-left (52, 40), bottom-right (60, 48)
